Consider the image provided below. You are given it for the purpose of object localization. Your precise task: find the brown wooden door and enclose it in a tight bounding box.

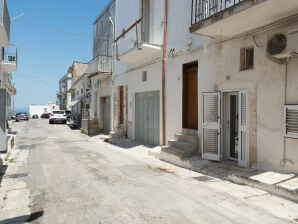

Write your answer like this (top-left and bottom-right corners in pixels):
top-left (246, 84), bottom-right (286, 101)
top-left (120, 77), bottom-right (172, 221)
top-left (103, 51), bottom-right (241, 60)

top-left (183, 62), bottom-right (198, 130)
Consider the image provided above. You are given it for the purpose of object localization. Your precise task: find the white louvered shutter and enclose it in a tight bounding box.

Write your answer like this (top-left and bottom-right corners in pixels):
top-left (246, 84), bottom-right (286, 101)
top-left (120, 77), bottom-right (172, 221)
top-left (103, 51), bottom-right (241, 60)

top-left (238, 90), bottom-right (249, 167)
top-left (284, 105), bottom-right (298, 138)
top-left (202, 92), bottom-right (221, 161)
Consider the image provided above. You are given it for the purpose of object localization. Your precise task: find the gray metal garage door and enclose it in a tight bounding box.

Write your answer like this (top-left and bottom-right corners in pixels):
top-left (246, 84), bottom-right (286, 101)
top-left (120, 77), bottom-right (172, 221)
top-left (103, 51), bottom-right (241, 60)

top-left (135, 91), bottom-right (160, 145)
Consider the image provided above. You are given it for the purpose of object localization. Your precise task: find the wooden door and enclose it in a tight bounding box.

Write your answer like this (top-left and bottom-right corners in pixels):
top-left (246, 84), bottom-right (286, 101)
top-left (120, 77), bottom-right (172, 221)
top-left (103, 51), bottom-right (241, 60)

top-left (183, 62), bottom-right (198, 130)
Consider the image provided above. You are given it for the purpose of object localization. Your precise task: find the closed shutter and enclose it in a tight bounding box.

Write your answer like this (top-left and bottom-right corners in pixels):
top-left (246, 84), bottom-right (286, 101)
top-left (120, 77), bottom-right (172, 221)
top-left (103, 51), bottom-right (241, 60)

top-left (202, 92), bottom-right (221, 161)
top-left (284, 105), bottom-right (298, 138)
top-left (238, 90), bottom-right (249, 167)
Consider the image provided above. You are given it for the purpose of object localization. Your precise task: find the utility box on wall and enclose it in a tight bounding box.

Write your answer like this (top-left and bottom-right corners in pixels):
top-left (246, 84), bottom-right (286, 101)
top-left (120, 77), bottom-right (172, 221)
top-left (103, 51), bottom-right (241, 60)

top-left (0, 88), bottom-right (7, 152)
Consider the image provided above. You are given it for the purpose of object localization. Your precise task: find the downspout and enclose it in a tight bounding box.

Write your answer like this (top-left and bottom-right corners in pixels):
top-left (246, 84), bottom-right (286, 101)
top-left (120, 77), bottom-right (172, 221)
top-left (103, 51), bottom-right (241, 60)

top-left (162, 0), bottom-right (168, 145)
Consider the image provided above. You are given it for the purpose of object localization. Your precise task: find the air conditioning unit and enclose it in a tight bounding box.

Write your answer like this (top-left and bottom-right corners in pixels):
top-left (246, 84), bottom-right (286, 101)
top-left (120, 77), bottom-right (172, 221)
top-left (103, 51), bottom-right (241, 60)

top-left (267, 27), bottom-right (298, 60)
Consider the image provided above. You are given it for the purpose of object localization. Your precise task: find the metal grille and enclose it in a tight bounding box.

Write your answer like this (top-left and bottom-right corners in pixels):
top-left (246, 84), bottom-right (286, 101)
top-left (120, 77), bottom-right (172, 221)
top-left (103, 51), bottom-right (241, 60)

top-left (285, 105), bottom-right (298, 138)
top-left (191, 0), bottom-right (246, 25)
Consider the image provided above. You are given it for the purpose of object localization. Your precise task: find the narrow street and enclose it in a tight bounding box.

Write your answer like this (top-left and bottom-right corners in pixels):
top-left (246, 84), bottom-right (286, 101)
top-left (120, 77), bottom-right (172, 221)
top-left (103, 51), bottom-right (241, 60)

top-left (4, 119), bottom-right (298, 224)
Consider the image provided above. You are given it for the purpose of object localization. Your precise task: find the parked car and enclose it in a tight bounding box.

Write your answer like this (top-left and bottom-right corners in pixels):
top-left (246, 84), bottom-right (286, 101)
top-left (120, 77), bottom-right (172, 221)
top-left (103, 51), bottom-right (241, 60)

top-left (65, 110), bottom-right (72, 121)
top-left (16, 112), bottom-right (29, 122)
top-left (49, 110), bottom-right (67, 124)
top-left (41, 113), bottom-right (50, 119)
top-left (69, 113), bottom-right (80, 129)
top-left (32, 114), bottom-right (39, 119)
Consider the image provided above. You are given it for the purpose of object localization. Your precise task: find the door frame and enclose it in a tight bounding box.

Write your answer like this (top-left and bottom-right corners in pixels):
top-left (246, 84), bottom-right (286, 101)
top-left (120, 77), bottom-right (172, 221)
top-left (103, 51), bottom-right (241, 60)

top-left (202, 89), bottom-right (250, 167)
top-left (222, 91), bottom-right (239, 162)
top-left (182, 61), bottom-right (198, 130)
top-left (221, 89), bottom-right (249, 167)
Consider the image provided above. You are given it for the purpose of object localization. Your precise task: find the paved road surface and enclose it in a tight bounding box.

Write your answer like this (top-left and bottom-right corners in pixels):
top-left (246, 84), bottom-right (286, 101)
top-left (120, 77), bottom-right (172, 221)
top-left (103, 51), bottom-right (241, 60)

top-left (9, 120), bottom-right (298, 223)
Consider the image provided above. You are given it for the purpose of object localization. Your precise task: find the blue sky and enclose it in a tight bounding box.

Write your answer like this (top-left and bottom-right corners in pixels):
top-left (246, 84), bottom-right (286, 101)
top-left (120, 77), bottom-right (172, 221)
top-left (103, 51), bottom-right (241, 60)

top-left (7, 0), bottom-right (110, 110)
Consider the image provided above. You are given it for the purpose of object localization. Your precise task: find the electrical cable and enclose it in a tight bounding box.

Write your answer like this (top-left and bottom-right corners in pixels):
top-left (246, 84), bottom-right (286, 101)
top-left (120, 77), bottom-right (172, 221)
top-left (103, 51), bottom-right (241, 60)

top-left (17, 20), bottom-right (92, 38)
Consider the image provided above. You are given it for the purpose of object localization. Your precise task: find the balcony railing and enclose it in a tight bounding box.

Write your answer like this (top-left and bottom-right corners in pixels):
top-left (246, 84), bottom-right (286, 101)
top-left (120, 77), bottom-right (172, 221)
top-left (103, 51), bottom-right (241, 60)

top-left (88, 55), bottom-right (112, 76)
top-left (1, 45), bottom-right (17, 72)
top-left (191, 0), bottom-right (246, 25)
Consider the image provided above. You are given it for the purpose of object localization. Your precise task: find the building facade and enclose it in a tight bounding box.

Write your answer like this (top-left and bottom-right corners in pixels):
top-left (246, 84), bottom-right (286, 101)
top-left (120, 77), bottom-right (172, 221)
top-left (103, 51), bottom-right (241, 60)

top-left (0, 0), bottom-right (17, 153)
top-left (87, 0), bottom-right (115, 134)
top-left (160, 0), bottom-right (298, 173)
top-left (113, 0), bottom-right (164, 144)
top-left (57, 61), bottom-right (88, 110)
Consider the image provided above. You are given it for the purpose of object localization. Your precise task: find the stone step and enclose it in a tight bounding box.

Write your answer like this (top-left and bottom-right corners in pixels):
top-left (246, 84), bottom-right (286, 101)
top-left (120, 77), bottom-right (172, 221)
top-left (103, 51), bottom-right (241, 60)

top-left (182, 128), bottom-right (198, 136)
top-left (174, 133), bottom-right (197, 144)
top-left (161, 146), bottom-right (193, 158)
top-left (168, 140), bottom-right (194, 152)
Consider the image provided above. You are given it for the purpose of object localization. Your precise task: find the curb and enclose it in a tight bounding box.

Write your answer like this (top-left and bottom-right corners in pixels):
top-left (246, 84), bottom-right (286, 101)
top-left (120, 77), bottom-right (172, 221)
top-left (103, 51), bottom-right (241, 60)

top-left (228, 173), bottom-right (298, 203)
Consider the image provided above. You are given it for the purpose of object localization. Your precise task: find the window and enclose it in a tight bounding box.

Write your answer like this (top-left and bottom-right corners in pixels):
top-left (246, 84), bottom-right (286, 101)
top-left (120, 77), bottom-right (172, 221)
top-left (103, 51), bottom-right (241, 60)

top-left (284, 105), bottom-right (298, 138)
top-left (240, 47), bottom-right (254, 71)
top-left (142, 71), bottom-right (147, 82)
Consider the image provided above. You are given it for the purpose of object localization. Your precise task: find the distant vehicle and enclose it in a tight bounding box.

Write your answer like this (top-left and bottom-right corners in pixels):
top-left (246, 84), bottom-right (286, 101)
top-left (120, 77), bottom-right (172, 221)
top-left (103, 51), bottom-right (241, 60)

top-left (11, 113), bottom-right (16, 120)
top-left (49, 110), bottom-right (67, 124)
top-left (41, 113), bottom-right (50, 119)
top-left (16, 112), bottom-right (29, 122)
top-left (69, 113), bottom-right (80, 129)
top-left (32, 114), bottom-right (39, 119)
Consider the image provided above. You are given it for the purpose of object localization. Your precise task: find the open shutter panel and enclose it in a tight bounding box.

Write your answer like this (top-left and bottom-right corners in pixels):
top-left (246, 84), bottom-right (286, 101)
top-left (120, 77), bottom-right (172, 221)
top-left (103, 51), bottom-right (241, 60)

top-left (238, 90), bottom-right (249, 167)
top-left (202, 92), bottom-right (221, 161)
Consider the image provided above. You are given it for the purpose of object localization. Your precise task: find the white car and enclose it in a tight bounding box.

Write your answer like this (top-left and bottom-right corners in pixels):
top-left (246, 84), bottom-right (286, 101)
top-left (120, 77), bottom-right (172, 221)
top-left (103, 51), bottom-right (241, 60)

top-left (49, 110), bottom-right (67, 124)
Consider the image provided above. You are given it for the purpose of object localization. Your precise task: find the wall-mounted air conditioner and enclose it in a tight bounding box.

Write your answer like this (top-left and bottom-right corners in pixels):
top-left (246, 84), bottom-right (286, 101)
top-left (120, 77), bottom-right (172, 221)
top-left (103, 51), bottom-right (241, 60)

top-left (267, 27), bottom-right (298, 60)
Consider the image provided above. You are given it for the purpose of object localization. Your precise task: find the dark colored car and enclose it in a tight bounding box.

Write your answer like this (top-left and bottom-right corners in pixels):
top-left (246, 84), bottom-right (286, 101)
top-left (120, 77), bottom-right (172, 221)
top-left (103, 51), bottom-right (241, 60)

top-left (41, 113), bottom-right (50, 119)
top-left (69, 113), bottom-right (80, 129)
top-left (32, 114), bottom-right (39, 119)
top-left (65, 110), bottom-right (72, 121)
top-left (16, 112), bottom-right (29, 122)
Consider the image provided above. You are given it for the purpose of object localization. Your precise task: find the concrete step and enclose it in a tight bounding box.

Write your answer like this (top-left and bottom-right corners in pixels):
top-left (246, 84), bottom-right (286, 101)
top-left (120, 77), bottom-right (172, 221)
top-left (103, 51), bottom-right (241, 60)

top-left (168, 140), bottom-right (194, 152)
top-left (161, 146), bottom-right (193, 158)
top-left (174, 133), bottom-right (197, 144)
top-left (182, 128), bottom-right (198, 136)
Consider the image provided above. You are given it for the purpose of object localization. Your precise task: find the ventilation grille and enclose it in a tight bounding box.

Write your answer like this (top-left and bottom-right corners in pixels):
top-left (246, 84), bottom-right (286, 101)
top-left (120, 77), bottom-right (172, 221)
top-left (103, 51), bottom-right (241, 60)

top-left (285, 105), bottom-right (298, 138)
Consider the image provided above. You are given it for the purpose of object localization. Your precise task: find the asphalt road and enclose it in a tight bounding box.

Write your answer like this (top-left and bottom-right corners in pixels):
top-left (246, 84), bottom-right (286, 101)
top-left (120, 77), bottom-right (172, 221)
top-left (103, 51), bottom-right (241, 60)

top-left (11, 119), bottom-right (298, 224)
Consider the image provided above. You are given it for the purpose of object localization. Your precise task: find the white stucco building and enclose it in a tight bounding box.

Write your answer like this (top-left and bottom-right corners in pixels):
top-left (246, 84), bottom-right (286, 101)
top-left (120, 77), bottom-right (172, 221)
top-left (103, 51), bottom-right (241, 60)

top-left (111, 0), bottom-right (298, 174)
top-left (159, 0), bottom-right (298, 173)
top-left (113, 0), bottom-right (164, 144)
top-left (29, 103), bottom-right (59, 117)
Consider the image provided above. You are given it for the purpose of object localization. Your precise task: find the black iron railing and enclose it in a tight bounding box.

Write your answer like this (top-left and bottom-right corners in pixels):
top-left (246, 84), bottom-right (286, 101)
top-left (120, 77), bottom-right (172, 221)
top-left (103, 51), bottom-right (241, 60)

top-left (191, 0), bottom-right (246, 25)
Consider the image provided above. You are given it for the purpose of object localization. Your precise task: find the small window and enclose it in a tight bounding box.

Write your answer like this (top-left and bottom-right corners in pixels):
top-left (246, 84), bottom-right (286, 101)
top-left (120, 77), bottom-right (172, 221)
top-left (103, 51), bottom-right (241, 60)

top-left (142, 71), bottom-right (147, 82)
top-left (284, 105), bottom-right (298, 138)
top-left (240, 47), bottom-right (254, 71)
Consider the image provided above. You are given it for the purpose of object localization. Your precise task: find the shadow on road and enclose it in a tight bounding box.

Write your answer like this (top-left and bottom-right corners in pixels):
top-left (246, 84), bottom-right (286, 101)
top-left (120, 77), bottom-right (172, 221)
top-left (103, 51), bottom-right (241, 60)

top-left (0, 165), bottom-right (8, 185)
top-left (0, 210), bottom-right (44, 224)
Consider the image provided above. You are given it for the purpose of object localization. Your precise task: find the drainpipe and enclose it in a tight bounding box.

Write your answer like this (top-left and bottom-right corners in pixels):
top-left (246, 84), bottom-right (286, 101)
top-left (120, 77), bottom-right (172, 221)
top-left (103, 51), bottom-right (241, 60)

top-left (162, 0), bottom-right (168, 145)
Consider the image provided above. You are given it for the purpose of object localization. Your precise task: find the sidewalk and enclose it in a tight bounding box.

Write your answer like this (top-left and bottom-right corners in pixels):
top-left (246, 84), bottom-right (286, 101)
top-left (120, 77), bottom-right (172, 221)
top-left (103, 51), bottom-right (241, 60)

top-left (105, 136), bottom-right (298, 203)
top-left (0, 131), bottom-right (31, 224)
top-left (155, 149), bottom-right (298, 203)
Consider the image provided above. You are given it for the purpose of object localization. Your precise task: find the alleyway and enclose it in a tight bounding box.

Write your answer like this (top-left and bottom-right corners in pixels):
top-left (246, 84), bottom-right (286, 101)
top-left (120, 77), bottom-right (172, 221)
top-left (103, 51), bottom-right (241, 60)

top-left (1, 120), bottom-right (298, 224)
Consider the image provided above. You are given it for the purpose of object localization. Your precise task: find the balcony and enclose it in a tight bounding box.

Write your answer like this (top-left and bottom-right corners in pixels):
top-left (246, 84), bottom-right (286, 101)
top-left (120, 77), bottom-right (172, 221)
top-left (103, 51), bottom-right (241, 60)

top-left (115, 19), bottom-right (162, 66)
top-left (87, 55), bottom-right (112, 80)
top-left (190, 0), bottom-right (298, 39)
top-left (0, 0), bottom-right (10, 47)
top-left (1, 45), bottom-right (17, 72)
